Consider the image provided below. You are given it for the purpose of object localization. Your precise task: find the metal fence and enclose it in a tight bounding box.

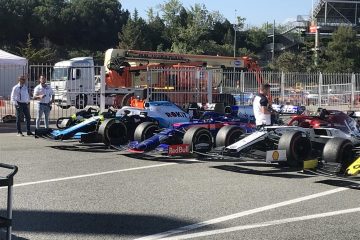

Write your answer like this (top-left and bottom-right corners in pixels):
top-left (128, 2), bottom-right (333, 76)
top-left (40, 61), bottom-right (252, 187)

top-left (2, 64), bottom-right (360, 122)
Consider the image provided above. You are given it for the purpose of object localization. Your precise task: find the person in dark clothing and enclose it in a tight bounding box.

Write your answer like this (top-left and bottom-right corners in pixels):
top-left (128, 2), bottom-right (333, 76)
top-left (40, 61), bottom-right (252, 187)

top-left (10, 76), bottom-right (33, 136)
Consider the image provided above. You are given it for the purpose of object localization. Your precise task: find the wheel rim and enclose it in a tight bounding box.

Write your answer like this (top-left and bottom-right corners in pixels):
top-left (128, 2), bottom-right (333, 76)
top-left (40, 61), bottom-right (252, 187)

top-left (194, 132), bottom-right (212, 151)
top-left (291, 135), bottom-right (310, 161)
top-left (340, 143), bottom-right (354, 168)
top-left (144, 126), bottom-right (158, 140)
top-left (227, 130), bottom-right (243, 146)
top-left (107, 122), bottom-right (127, 145)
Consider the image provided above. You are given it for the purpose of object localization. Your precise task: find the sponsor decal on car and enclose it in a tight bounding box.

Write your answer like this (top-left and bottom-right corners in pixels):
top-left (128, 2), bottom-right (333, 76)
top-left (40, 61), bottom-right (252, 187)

top-left (165, 112), bottom-right (188, 118)
top-left (168, 144), bottom-right (190, 155)
top-left (266, 150), bottom-right (287, 163)
top-left (346, 157), bottom-right (360, 176)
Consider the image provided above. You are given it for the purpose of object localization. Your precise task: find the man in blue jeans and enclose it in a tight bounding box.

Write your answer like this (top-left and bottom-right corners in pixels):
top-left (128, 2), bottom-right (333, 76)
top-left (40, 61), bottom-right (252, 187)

top-left (10, 76), bottom-right (33, 136)
top-left (33, 75), bottom-right (54, 129)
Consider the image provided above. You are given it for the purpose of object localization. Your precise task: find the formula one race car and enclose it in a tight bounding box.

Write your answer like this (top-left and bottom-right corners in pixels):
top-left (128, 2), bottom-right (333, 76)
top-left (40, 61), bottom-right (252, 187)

top-left (36, 101), bottom-right (190, 145)
top-left (56, 107), bottom-right (99, 129)
top-left (219, 109), bottom-right (360, 174)
top-left (272, 104), bottom-right (306, 115)
top-left (126, 107), bottom-right (255, 154)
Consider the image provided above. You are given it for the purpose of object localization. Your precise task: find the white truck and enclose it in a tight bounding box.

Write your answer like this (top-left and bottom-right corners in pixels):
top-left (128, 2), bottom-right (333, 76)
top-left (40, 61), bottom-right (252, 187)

top-left (51, 57), bottom-right (99, 109)
top-left (50, 56), bottom-right (136, 109)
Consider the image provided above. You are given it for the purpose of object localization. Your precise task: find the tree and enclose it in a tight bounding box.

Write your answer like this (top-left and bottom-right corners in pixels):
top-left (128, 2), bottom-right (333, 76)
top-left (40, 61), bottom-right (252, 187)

top-left (118, 10), bottom-right (149, 50)
top-left (270, 51), bottom-right (310, 72)
top-left (322, 26), bottom-right (360, 73)
top-left (62, 0), bottom-right (129, 50)
top-left (245, 27), bottom-right (268, 52)
top-left (147, 15), bottom-right (170, 51)
top-left (18, 34), bottom-right (56, 63)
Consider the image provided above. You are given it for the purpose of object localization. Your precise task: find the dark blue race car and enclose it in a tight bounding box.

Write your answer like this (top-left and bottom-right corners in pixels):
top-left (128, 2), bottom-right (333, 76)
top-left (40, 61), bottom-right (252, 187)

top-left (127, 109), bottom-right (256, 155)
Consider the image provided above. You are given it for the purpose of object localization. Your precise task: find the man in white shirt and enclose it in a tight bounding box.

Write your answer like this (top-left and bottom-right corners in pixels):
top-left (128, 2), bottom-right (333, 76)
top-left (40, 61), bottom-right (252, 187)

top-left (33, 75), bottom-right (54, 129)
top-left (253, 83), bottom-right (272, 129)
top-left (10, 76), bottom-right (33, 136)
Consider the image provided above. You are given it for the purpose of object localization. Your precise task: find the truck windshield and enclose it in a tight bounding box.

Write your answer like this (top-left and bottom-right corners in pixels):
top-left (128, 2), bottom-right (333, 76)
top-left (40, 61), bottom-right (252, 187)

top-left (52, 68), bottom-right (70, 81)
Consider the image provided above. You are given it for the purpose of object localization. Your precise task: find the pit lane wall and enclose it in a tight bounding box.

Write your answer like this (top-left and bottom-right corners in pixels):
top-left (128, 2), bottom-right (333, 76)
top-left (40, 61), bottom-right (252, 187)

top-left (1, 64), bottom-right (360, 122)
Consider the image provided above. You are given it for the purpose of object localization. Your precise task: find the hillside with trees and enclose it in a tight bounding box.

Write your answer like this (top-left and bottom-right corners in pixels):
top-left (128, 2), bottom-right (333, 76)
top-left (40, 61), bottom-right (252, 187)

top-left (1, 0), bottom-right (360, 72)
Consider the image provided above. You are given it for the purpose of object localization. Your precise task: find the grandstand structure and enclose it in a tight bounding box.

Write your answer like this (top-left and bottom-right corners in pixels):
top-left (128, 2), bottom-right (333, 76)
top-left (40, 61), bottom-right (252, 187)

top-left (313, 0), bottom-right (360, 30)
top-left (266, 0), bottom-right (360, 61)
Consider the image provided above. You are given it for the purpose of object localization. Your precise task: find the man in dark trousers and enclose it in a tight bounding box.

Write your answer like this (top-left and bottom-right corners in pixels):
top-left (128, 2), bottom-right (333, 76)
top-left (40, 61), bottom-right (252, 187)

top-left (253, 83), bottom-right (272, 130)
top-left (10, 75), bottom-right (33, 136)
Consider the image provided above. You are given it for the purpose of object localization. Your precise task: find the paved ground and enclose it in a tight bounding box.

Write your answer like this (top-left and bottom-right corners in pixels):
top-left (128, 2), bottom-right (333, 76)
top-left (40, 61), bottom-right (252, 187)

top-left (0, 123), bottom-right (359, 240)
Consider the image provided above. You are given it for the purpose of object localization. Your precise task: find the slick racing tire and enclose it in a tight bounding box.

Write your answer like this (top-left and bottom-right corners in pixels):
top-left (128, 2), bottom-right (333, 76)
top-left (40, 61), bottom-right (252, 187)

top-left (98, 118), bottom-right (128, 145)
top-left (183, 126), bottom-right (213, 153)
top-left (133, 122), bottom-right (159, 142)
top-left (215, 125), bottom-right (244, 147)
top-left (278, 131), bottom-right (311, 168)
top-left (322, 137), bottom-right (354, 172)
top-left (56, 117), bottom-right (73, 129)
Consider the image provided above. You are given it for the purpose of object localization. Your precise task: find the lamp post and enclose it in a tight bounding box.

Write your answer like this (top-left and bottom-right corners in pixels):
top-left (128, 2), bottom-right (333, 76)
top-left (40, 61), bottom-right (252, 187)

top-left (233, 10), bottom-right (238, 59)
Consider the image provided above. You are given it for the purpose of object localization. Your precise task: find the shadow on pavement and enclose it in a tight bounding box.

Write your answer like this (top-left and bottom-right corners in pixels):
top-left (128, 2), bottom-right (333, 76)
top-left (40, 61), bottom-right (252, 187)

top-left (121, 153), bottom-right (203, 164)
top-left (315, 179), bottom-right (360, 190)
top-left (49, 144), bottom-right (117, 153)
top-left (6, 210), bottom-right (194, 237)
top-left (211, 165), bottom-right (313, 179)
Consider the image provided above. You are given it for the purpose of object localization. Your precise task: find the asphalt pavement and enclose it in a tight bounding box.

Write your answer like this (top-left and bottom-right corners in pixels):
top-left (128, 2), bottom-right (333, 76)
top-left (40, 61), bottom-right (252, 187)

top-left (0, 124), bottom-right (359, 240)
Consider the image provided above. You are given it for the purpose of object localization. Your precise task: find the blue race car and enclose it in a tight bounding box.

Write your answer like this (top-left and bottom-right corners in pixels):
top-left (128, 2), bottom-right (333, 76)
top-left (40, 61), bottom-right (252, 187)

top-left (127, 109), bottom-right (255, 155)
top-left (35, 101), bottom-right (190, 145)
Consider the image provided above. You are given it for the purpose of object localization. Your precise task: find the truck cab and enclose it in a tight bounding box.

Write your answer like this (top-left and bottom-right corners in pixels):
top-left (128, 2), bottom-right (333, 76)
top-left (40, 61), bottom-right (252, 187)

top-left (51, 57), bottom-right (95, 109)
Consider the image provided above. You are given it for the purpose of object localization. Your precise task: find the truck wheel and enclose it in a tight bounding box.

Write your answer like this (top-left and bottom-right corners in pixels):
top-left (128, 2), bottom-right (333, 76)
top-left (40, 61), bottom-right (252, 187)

top-left (98, 118), bottom-right (128, 145)
top-left (215, 125), bottom-right (244, 147)
top-left (213, 93), bottom-right (236, 106)
top-left (134, 122), bottom-right (159, 142)
top-left (278, 131), bottom-right (311, 167)
top-left (121, 93), bottom-right (134, 107)
top-left (56, 118), bottom-right (73, 129)
top-left (183, 126), bottom-right (213, 153)
top-left (59, 105), bottom-right (71, 109)
top-left (322, 137), bottom-right (354, 172)
top-left (75, 94), bottom-right (88, 109)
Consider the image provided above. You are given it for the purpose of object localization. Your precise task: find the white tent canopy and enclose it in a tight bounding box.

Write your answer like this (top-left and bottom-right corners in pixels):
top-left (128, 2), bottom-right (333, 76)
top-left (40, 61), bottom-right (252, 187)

top-left (0, 50), bottom-right (27, 66)
top-left (0, 50), bottom-right (28, 98)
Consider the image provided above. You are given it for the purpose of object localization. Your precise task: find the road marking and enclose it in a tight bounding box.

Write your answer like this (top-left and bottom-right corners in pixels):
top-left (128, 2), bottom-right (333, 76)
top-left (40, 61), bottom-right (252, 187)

top-left (136, 187), bottom-right (349, 240)
top-left (13, 163), bottom-right (178, 187)
top-left (162, 207), bottom-right (360, 239)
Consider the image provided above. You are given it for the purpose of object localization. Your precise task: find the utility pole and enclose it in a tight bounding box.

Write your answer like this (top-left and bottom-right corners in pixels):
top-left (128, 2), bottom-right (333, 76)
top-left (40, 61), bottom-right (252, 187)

top-left (314, 26), bottom-right (320, 67)
top-left (233, 9), bottom-right (237, 59)
top-left (272, 20), bottom-right (275, 61)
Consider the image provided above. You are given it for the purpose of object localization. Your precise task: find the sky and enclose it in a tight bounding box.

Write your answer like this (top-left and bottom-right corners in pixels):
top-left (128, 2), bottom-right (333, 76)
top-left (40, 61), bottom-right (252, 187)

top-left (120, 0), bottom-right (315, 26)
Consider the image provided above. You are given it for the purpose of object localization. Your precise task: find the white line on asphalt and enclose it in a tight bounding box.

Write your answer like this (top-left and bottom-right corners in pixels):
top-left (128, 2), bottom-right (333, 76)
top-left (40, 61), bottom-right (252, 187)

top-left (162, 207), bottom-right (360, 239)
top-left (13, 163), bottom-right (178, 187)
top-left (135, 187), bottom-right (349, 240)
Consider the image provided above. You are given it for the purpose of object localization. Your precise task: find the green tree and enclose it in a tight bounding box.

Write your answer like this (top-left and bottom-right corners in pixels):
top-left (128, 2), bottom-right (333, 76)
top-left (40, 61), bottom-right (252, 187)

top-left (62, 0), bottom-right (129, 50)
top-left (118, 10), bottom-right (149, 50)
top-left (245, 27), bottom-right (268, 52)
top-left (322, 26), bottom-right (360, 73)
top-left (18, 34), bottom-right (56, 63)
top-left (147, 15), bottom-right (170, 51)
top-left (270, 51), bottom-right (309, 72)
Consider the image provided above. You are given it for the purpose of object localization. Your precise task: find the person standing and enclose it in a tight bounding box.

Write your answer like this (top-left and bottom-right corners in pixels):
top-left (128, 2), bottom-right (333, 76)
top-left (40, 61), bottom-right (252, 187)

top-left (10, 75), bottom-right (33, 136)
top-left (253, 83), bottom-right (272, 129)
top-left (33, 75), bottom-right (54, 129)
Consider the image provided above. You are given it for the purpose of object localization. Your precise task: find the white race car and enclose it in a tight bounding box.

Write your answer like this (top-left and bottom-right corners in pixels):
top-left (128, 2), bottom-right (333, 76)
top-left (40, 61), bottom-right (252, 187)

top-left (217, 119), bottom-right (360, 173)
